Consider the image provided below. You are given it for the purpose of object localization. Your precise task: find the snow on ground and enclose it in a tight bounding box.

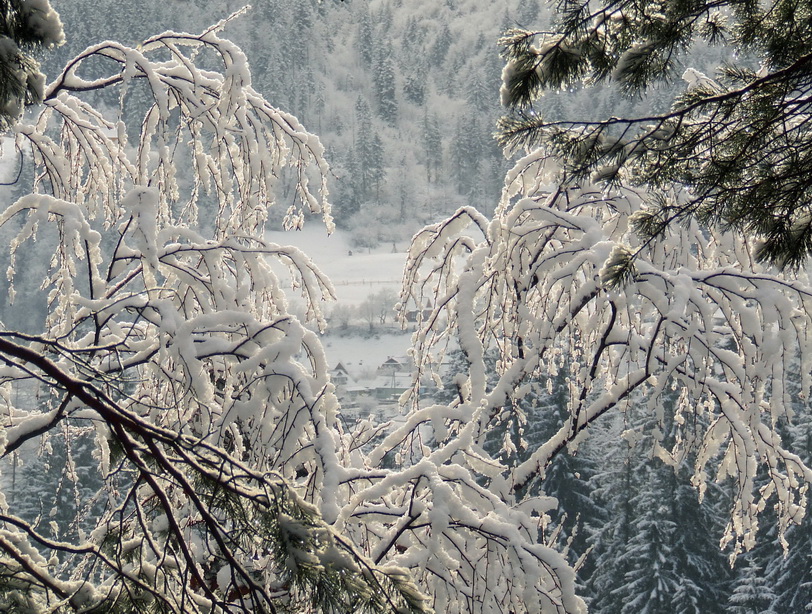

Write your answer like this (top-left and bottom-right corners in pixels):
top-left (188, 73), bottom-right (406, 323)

top-left (266, 224), bottom-right (413, 369)
top-left (322, 331), bottom-right (413, 380)
top-left (266, 224), bottom-right (406, 306)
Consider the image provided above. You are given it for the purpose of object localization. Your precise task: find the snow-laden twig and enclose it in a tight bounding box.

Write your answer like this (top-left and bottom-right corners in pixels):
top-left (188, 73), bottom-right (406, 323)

top-left (400, 144), bottom-right (812, 602)
top-left (0, 14), bottom-right (430, 614)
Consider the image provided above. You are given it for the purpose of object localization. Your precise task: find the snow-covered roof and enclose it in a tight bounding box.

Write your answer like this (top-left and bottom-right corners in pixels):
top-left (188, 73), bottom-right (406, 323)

top-left (368, 374), bottom-right (411, 389)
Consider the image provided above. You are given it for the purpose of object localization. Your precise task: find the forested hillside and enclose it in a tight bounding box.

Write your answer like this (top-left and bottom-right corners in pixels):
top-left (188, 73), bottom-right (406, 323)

top-left (44, 0), bottom-right (730, 244)
top-left (44, 0), bottom-right (516, 243)
top-left (0, 1), bottom-right (809, 613)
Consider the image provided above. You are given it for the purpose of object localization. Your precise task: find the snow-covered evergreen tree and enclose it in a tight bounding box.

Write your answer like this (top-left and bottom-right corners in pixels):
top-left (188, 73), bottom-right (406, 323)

top-left (450, 110), bottom-right (485, 196)
top-left (583, 414), bottom-right (638, 614)
top-left (615, 465), bottom-right (680, 614)
top-left (727, 557), bottom-right (778, 614)
top-left (613, 456), bottom-right (727, 613)
top-left (9, 427), bottom-right (103, 543)
top-left (520, 372), bottom-right (597, 567)
top-left (582, 394), bottom-right (728, 614)
top-left (429, 22), bottom-right (451, 65)
top-left (422, 113), bottom-right (443, 183)
top-left (352, 100), bottom-right (387, 205)
top-left (373, 43), bottom-right (398, 124)
top-left (766, 520), bottom-right (812, 612)
top-left (765, 395), bottom-right (812, 612)
top-left (357, 5), bottom-right (375, 68)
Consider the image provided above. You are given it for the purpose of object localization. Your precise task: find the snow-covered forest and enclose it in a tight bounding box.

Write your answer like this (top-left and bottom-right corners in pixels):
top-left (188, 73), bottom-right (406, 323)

top-left (0, 0), bottom-right (811, 613)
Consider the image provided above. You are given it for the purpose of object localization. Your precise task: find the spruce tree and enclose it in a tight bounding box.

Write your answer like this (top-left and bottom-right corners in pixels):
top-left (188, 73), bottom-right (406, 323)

top-left (529, 385), bottom-right (598, 570)
top-left (584, 395), bottom-right (729, 614)
top-left (422, 113), bottom-right (443, 183)
top-left (288, 1), bottom-right (314, 69)
top-left (727, 557), bottom-right (778, 614)
top-left (352, 95), bottom-right (386, 203)
top-left (615, 465), bottom-right (681, 614)
top-left (353, 95), bottom-right (386, 202)
top-left (430, 22), bottom-right (452, 65)
top-left (765, 520), bottom-right (812, 613)
top-left (403, 65), bottom-right (426, 105)
top-left (373, 43), bottom-right (398, 124)
top-left (582, 414), bottom-right (637, 614)
top-left (357, 6), bottom-right (374, 68)
top-left (450, 110), bottom-right (484, 195)
top-left (765, 401), bottom-right (812, 612)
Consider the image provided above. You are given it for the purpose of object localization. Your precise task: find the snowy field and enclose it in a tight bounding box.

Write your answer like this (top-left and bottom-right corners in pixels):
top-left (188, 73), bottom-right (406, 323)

top-left (266, 224), bottom-right (413, 371)
top-left (321, 331), bottom-right (413, 380)
top-left (266, 224), bottom-right (407, 307)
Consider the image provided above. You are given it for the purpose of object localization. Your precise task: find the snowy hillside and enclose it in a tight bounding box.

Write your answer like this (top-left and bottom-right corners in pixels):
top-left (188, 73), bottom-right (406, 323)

top-left (45, 0), bottom-right (537, 243)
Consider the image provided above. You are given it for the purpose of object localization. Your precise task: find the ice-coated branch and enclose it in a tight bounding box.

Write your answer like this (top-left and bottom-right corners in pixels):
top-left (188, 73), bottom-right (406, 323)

top-left (401, 145), bottom-right (812, 580)
top-left (21, 9), bottom-right (331, 238)
top-left (0, 331), bottom-right (432, 613)
top-left (0, 13), bottom-right (432, 614)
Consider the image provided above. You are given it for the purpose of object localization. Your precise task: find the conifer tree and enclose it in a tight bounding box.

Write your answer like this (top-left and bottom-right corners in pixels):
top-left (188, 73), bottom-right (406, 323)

top-left (584, 401), bottom-right (729, 614)
top-left (612, 464), bottom-right (729, 614)
top-left (403, 66), bottom-right (426, 105)
top-left (358, 7), bottom-right (374, 68)
top-left (529, 391), bottom-right (597, 569)
top-left (422, 113), bottom-right (443, 183)
top-left (430, 23), bottom-right (451, 65)
top-left (765, 520), bottom-right (812, 612)
top-left (373, 43), bottom-right (398, 124)
top-left (450, 110), bottom-right (484, 195)
top-left (615, 465), bottom-right (680, 614)
top-left (353, 103), bottom-right (386, 203)
top-left (765, 402), bottom-right (812, 612)
top-left (727, 557), bottom-right (778, 614)
top-left (582, 415), bottom-right (637, 614)
top-left (401, 16), bottom-right (424, 60)
top-left (10, 428), bottom-right (103, 543)
top-left (516, 0), bottom-right (542, 26)
top-left (497, 0), bottom-right (812, 271)
top-left (289, 1), bottom-right (314, 68)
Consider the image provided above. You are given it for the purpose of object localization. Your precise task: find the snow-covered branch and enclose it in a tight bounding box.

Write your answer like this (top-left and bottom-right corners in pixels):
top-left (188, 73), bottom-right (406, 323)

top-left (401, 146), bottom-right (812, 583)
top-left (0, 14), bottom-right (433, 614)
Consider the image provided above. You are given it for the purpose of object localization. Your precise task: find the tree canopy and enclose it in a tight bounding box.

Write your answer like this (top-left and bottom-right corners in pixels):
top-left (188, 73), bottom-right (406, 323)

top-left (0, 7), bottom-right (431, 613)
top-left (5, 2), bottom-right (812, 613)
top-left (498, 0), bottom-right (812, 272)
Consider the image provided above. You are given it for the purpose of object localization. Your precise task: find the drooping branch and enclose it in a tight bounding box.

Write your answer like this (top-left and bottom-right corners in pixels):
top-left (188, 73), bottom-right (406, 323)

top-left (401, 145), bottom-right (812, 569)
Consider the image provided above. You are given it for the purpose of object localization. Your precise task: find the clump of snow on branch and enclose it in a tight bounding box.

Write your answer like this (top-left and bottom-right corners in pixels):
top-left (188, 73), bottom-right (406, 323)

top-left (0, 11), bottom-right (432, 614)
top-left (20, 0), bottom-right (65, 48)
top-left (400, 143), bottom-right (812, 584)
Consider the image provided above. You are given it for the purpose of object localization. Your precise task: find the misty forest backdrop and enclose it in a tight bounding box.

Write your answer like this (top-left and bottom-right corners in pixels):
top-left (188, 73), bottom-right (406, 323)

top-left (1, 1), bottom-right (810, 613)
